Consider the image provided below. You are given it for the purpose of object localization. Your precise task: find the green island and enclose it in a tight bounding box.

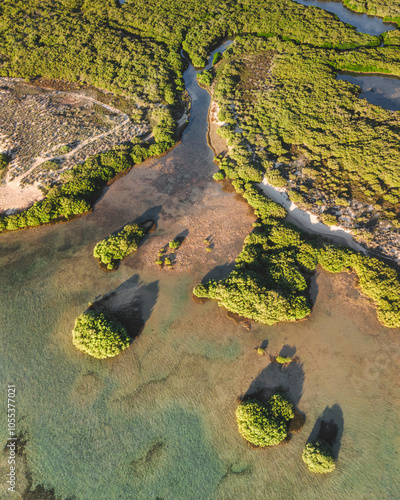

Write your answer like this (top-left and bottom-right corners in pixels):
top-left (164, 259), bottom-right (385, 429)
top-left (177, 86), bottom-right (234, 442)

top-left (94, 222), bottom-right (147, 270)
top-left (0, 0), bottom-right (400, 496)
top-left (236, 395), bottom-right (294, 447)
top-left (302, 440), bottom-right (336, 474)
top-left (72, 310), bottom-right (130, 359)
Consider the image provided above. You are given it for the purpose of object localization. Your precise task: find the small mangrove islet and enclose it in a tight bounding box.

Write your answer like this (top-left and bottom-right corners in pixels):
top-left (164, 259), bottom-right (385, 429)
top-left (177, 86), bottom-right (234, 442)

top-left (236, 395), bottom-right (295, 447)
top-left (93, 222), bottom-right (149, 270)
top-left (302, 440), bottom-right (336, 474)
top-left (72, 310), bottom-right (130, 359)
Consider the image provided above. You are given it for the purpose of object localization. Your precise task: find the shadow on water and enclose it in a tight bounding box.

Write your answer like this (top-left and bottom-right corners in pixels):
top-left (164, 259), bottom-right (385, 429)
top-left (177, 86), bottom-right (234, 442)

top-left (201, 261), bottom-right (236, 283)
top-left (104, 206), bottom-right (162, 238)
top-left (135, 205), bottom-right (163, 226)
top-left (243, 358), bottom-right (305, 408)
top-left (174, 228), bottom-right (189, 242)
top-left (309, 271), bottom-right (320, 306)
top-left (90, 274), bottom-right (159, 341)
top-left (279, 345), bottom-right (297, 358)
top-left (307, 404), bottom-right (344, 459)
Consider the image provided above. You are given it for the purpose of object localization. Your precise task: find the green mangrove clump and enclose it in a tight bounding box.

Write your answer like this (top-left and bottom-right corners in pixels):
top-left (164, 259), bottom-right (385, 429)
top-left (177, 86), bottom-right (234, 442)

top-left (197, 69), bottom-right (213, 86)
top-left (275, 356), bottom-right (293, 364)
top-left (93, 223), bottom-right (146, 270)
top-left (302, 440), bottom-right (336, 474)
top-left (168, 239), bottom-right (180, 251)
top-left (72, 310), bottom-right (130, 359)
top-left (236, 395), bottom-right (294, 447)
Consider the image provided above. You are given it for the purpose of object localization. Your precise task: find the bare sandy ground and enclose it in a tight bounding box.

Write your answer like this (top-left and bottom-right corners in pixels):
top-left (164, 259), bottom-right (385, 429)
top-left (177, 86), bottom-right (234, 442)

top-left (0, 78), bottom-right (149, 214)
top-left (208, 101), bottom-right (229, 157)
top-left (0, 181), bottom-right (42, 215)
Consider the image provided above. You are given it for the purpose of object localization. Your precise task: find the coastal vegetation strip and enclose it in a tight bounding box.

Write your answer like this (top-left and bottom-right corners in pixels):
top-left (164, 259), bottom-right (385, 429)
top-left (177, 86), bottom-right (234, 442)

top-left (0, 108), bottom-right (176, 231)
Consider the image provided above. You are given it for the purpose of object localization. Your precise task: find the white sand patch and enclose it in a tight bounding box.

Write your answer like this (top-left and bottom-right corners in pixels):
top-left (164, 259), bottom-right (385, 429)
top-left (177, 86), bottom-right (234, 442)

top-left (0, 180), bottom-right (42, 214)
top-left (259, 177), bottom-right (367, 253)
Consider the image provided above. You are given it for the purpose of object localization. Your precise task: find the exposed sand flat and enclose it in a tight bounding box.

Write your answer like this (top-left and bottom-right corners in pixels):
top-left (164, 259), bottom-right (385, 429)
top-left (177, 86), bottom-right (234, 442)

top-left (0, 180), bottom-right (42, 214)
top-left (259, 177), bottom-right (367, 253)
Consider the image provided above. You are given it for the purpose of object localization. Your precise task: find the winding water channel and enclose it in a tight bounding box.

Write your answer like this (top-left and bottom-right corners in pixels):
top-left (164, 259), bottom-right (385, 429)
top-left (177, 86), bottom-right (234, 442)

top-left (0, 8), bottom-right (400, 500)
top-left (293, 0), bottom-right (397, 35)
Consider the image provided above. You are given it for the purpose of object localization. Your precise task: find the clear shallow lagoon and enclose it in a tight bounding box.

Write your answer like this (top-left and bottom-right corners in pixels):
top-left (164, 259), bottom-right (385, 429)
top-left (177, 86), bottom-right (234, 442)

top-left (1, 33), bottom-right (400, 500)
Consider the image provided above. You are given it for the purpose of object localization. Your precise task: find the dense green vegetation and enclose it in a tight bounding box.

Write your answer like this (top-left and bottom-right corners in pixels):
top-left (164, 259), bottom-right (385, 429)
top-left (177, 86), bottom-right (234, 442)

top-left (302, 440), bottom-right (336, 473)
top-left (197, 70), bottom-right (213, 87)
top-left (0, 110), bottom-right (176, 232)
top-left (215, 38), bottom-right (400, 220)
top-left (0, 0), bottom-right (379, 98)
top-left (181, 0), bottom-right (378, 66)
top-left (331, 46), bottom-right (400, 75)
top-left (212, 36), bottom-right (400, 227)
top-left (116, 0), bottom-right (380, 67)
top-left (94, 223), bottom-right (146, 270)
top-left (0, 0), bottom-right (182, 103)
top-left (72, 310), bottom-right (130, 359)
top-left (0, 152), bottom-right (10, 179)
top-left (236, 395), bottom-right (294, 447)
top-left (341, 0), bottom-right (400, 25)
top-left (194, 182), bottom-right (400, 327)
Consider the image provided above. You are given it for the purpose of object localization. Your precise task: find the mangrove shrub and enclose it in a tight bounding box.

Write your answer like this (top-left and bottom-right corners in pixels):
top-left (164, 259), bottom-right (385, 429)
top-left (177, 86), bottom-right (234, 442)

top-left (72, 310), bottom-right (130, 359)
top-left (302, 440), bottom-right (336, 474)
top-left (236, 395), bottom-right (294, 447)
